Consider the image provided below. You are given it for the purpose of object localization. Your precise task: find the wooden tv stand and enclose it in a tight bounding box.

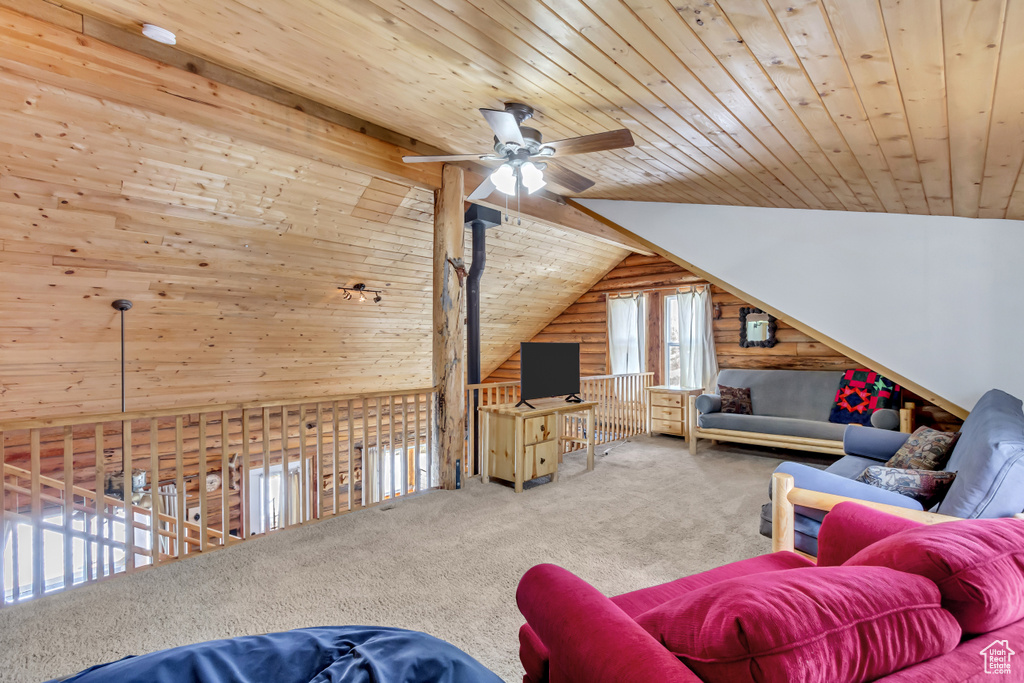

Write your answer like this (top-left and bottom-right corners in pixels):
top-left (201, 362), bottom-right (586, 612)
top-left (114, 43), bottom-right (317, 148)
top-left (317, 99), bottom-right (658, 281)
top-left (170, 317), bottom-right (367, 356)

top-left (479, 398), bottom-right (597, 493)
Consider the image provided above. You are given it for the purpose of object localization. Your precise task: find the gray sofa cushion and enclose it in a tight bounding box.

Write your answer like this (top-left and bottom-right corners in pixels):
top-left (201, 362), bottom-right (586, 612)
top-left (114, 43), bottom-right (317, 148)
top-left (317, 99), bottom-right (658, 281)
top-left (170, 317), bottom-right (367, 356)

top-left (715, 369), bottom-right (844, 422)
top-left (695, 394), bottom-right (721, 414)
top-left (698, 413), bottom-right (847, 441)
top-left (937, 389), bottom-right (1024, 518)
top-left (869, 408), bottom-right (900, 431)
top-left (825, 455), bottom-right (881, 480)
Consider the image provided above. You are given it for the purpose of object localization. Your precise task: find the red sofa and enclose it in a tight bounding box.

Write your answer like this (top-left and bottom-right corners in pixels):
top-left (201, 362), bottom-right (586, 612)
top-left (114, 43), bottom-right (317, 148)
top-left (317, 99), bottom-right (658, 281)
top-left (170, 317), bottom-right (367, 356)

top-left (517, 503), bottom-right (1024, 683)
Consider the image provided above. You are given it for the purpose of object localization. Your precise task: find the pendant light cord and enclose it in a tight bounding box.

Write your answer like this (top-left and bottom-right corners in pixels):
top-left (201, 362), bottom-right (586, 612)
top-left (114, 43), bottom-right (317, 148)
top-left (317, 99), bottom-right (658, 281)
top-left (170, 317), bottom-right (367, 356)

top-left (120, 307), bottom-right (126, 413)
top-left (112, 299), bottom-right (133, 413)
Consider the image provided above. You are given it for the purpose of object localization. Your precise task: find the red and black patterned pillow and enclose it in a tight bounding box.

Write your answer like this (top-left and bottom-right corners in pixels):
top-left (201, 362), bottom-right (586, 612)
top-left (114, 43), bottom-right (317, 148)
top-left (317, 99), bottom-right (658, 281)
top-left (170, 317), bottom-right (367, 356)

top-left (829, 369), bottom-right (902, 426)
top-left (719, 385), bottom-right (752, 415)
top-left (856, 466), bottom-right (957, 509)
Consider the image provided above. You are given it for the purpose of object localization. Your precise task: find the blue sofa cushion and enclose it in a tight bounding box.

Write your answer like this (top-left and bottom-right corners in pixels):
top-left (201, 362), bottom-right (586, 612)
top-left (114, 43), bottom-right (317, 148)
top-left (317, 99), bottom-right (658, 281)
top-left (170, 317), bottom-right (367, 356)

top-left (843, 426), bottom-right (911, 461)
top-left (699, 413), bottom-right (847, 441)
top-left (759, 503), bottom-right (819, 556)
top-left (55, 626), bottom-right (502, 683)
top-left (938, 389), bottom-right (1024, 518)
top-left (714, 369), bottom-right (844, 422)
top-left (825, 455), bottom-right (882, 480)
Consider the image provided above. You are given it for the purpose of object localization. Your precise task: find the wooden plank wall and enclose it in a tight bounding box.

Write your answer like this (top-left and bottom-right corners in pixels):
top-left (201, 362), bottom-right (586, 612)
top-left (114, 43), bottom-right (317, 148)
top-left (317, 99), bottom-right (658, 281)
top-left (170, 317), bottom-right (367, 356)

top-left (0, 8), bottom-right (627, 421)
top-left (488, 254), bottom-right (961, 431)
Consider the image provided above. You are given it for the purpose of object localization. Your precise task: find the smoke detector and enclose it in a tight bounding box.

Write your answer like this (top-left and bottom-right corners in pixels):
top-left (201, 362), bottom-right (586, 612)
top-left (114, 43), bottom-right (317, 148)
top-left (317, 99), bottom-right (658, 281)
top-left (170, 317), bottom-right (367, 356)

top-left (142, 24), bottom-right (176, 45)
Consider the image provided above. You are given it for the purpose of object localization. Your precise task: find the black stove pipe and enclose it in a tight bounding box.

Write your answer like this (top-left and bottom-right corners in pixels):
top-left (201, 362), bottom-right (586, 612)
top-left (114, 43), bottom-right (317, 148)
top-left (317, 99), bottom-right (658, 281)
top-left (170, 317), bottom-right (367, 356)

top-left (467, 218), bottom-right (487, 385)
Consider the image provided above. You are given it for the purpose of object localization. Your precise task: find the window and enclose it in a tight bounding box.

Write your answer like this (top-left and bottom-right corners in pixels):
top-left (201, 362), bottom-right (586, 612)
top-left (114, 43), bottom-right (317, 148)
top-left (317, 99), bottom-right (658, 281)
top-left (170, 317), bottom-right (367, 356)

top-left (663, 287), bottom-right (719, 390)
top-left (607, 293), bottom-right (646, 374)
top-left (248, 462), bottom-right (306, 535)
top-left (665, 295), bottom-right (682, 387)
top-left (3, 509), bottom-right (152, 603)
top-left (365, 444), bottom-right (430, 504)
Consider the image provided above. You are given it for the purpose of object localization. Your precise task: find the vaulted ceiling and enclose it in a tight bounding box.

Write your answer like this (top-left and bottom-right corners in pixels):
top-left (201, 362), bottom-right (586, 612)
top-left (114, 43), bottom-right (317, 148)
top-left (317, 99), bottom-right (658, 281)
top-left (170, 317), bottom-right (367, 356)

top-left (54, 0), bottom-right (1024, 219)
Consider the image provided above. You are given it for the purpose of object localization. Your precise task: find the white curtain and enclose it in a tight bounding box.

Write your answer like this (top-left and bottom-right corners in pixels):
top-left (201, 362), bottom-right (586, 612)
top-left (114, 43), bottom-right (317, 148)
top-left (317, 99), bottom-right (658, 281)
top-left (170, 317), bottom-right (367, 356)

top-left (607, 293), bottom-right (645, 374)
top-left (674, 286), bottom-right (719, 391)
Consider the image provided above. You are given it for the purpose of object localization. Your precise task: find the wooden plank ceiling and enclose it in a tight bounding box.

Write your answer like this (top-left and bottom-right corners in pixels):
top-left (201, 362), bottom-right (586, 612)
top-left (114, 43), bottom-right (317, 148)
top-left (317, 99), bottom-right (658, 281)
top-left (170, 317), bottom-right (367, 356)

top-left (49, 0), bottom-right (1024, 219)
top-left (0, 9), bottom-right (627, 420)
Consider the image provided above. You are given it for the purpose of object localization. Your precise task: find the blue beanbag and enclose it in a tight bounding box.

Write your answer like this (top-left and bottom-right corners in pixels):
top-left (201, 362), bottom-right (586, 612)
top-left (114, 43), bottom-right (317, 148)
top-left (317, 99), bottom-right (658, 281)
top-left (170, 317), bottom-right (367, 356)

top-left (52, 626), bottom-right (502, 683)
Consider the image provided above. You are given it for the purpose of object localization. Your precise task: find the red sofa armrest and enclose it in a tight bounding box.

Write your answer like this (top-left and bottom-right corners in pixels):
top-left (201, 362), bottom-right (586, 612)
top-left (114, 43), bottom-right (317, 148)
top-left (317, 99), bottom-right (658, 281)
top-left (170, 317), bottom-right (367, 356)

top-left (516, 564), bottom-right (701, 683)
top-left (817, 501), bottom-right (926, 566)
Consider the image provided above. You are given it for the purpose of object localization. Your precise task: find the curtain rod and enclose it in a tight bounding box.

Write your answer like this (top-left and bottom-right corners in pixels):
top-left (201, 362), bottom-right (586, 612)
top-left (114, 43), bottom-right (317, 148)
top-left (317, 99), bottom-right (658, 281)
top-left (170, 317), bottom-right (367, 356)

top-left (607, 283), bottom-right (712, 298)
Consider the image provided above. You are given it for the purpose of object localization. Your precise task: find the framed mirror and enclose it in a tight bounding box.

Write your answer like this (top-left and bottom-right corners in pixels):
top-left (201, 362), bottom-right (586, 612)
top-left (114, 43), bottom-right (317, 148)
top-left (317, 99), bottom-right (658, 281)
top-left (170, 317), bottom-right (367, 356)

top-left (739, 307), bottom-right (778, 348)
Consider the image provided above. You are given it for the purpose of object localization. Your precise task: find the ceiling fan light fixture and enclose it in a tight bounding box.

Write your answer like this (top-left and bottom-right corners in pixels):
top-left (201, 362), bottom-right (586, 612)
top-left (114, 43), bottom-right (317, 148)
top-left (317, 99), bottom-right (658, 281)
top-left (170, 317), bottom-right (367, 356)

top-left (490, 164), bottom-right (517, 195)
top-left (141, 23), bottom-right (177, 45)
top-left (521, 161), bottom-right (546, 194)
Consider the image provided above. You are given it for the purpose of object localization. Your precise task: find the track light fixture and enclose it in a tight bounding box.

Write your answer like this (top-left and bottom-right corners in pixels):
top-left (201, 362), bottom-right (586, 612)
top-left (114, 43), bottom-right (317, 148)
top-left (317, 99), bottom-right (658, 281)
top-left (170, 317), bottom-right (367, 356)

top-left (337, 283), bottom-right (384, 303)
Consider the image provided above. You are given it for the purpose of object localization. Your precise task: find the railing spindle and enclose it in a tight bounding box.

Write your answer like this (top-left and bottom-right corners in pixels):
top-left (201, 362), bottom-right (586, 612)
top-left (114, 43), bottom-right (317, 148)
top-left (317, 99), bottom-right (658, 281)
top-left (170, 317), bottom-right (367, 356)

top-left (299, 405), bottom-right (308, 523)
top-left (332, 401), bottom-right (341, 515)
top-left (346, 399), bottom-right (355, 511)
top-left (150, 418), bottom-right (160, 563)
top-left (63, 425), bottom-right (74, 588)
top-left (375, 397), bottom-right (383, 504)
top-left (94, 423), bottom-right (104, 577)
top-left (174, 417), bottom-right (185, 558)
top-left (198, 414), bottom-right (208, 553)
top-left (123, 419), bottom-right (135, 569)
top-left (426, 394), bottom-right (434, 489)
top-left (241, 409), bottom-right (251, 540)
top-left (30, 429), bottom-right (42, 597)
top-left (221, 412), bottom-right (231, 546)
top-left (261, 407), bottom-right (271, 535)
top-left (364, 397), bottom-right (372, 505)
top-left (389, 395), bottom-right (396, 500)
top-left (317, 403), bottom-right (325, 516)
top-left (415, 393), bottom-right (422, 492)
top-left (401, 396), bottom-right (409, 495)
top-left (281, 407), bottom-right (290, 529)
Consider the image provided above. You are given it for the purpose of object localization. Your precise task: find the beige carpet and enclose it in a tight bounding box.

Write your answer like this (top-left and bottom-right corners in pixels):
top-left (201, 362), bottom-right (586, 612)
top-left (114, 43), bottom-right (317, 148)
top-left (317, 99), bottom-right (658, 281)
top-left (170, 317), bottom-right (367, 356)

top-left (0, 436), bottom-right (809, 683)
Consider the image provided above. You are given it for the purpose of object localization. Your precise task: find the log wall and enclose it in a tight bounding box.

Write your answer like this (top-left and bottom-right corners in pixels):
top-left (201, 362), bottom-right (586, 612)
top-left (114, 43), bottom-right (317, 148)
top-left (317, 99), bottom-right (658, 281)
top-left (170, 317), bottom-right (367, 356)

top-left (488, 254), bottom-right (962, 431)
top-left (0, 7), bottom-right (627, 421)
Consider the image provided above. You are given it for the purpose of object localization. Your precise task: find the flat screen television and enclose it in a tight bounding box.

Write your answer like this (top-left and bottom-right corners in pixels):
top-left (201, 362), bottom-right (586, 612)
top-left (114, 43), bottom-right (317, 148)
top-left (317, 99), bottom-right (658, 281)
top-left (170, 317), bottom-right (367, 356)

top-left (518, 342), bottom-right (581, 407)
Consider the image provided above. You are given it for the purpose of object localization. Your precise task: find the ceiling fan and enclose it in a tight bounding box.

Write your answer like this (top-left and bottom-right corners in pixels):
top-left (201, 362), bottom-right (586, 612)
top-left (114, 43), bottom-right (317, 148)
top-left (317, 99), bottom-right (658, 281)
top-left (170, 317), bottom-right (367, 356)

top-left (401, 102), bottom-right (635, 200)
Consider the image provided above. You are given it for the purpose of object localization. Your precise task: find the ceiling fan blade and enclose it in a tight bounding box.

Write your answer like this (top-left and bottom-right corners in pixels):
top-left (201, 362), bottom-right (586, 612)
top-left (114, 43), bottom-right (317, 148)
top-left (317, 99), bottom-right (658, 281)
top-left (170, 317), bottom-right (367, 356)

top-left (467, 175), bottom-right (498, 201)
top-left (539, 129), bottom-right (635, 157)
top-left (402, 153), bottom-right (495, 163)
top-left (480, 108), bottom-right (525, 147)
top-left (543, 163), bottom-right (596, 195)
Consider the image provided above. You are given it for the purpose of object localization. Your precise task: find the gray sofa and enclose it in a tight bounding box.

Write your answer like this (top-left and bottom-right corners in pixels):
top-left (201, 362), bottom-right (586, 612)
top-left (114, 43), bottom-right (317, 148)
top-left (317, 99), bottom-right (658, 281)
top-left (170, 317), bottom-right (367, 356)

top-left (760, 388), bottom-right (1024, 555)
top-left (689, 369), bottom-right (902, 457)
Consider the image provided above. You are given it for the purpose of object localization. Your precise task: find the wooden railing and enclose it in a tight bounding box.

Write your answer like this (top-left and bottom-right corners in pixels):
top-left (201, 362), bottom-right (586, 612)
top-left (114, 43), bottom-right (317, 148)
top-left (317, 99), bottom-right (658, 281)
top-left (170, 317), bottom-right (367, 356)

top-left (464, 372), bottom-right (654, 476)
top-left (0, 387), bottom-right (437, 606)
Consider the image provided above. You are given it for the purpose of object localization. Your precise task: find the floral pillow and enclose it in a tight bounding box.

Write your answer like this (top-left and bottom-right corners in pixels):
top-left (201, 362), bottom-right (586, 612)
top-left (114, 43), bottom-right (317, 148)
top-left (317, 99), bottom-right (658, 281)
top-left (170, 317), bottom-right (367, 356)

top-left (719, 385), bottom-right (752, 415)
top-left (886, 427), bottom-right (959, 470)
top-left (856, 466), bottom-right (957, 509)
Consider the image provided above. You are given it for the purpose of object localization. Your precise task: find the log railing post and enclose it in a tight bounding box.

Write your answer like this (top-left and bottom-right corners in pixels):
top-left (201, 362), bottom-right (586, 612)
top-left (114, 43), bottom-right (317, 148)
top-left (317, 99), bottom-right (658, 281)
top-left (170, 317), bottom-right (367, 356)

top-left (432, 164), bottom-right (465, 490)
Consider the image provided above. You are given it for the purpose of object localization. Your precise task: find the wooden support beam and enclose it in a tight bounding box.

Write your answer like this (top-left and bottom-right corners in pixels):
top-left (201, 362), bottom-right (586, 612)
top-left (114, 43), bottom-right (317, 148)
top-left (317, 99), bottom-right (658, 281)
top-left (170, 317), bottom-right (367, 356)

top-left (433, 164), bottom-right (466, 491)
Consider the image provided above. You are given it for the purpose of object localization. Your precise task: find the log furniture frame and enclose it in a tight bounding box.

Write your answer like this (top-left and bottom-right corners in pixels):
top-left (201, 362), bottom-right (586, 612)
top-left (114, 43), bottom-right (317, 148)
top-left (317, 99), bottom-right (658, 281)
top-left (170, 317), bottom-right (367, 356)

top-left (687, 395), bottom-right (914, 457)
top-left (770, 472), bottom-right (961, 558)
top-left (479, 398), bottom-right (597, 493)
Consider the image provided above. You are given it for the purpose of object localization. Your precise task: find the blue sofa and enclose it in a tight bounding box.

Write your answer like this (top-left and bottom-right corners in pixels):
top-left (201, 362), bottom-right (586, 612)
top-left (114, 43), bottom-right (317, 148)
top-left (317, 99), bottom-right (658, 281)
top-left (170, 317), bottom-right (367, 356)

top-left (760, 388), bottom-right (1024, 555)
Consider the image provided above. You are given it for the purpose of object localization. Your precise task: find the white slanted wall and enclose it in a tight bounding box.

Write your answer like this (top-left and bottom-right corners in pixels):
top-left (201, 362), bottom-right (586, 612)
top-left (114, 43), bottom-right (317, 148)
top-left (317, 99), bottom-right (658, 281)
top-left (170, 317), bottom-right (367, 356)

top-left (578, 200), bottom-right (1024, 415)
